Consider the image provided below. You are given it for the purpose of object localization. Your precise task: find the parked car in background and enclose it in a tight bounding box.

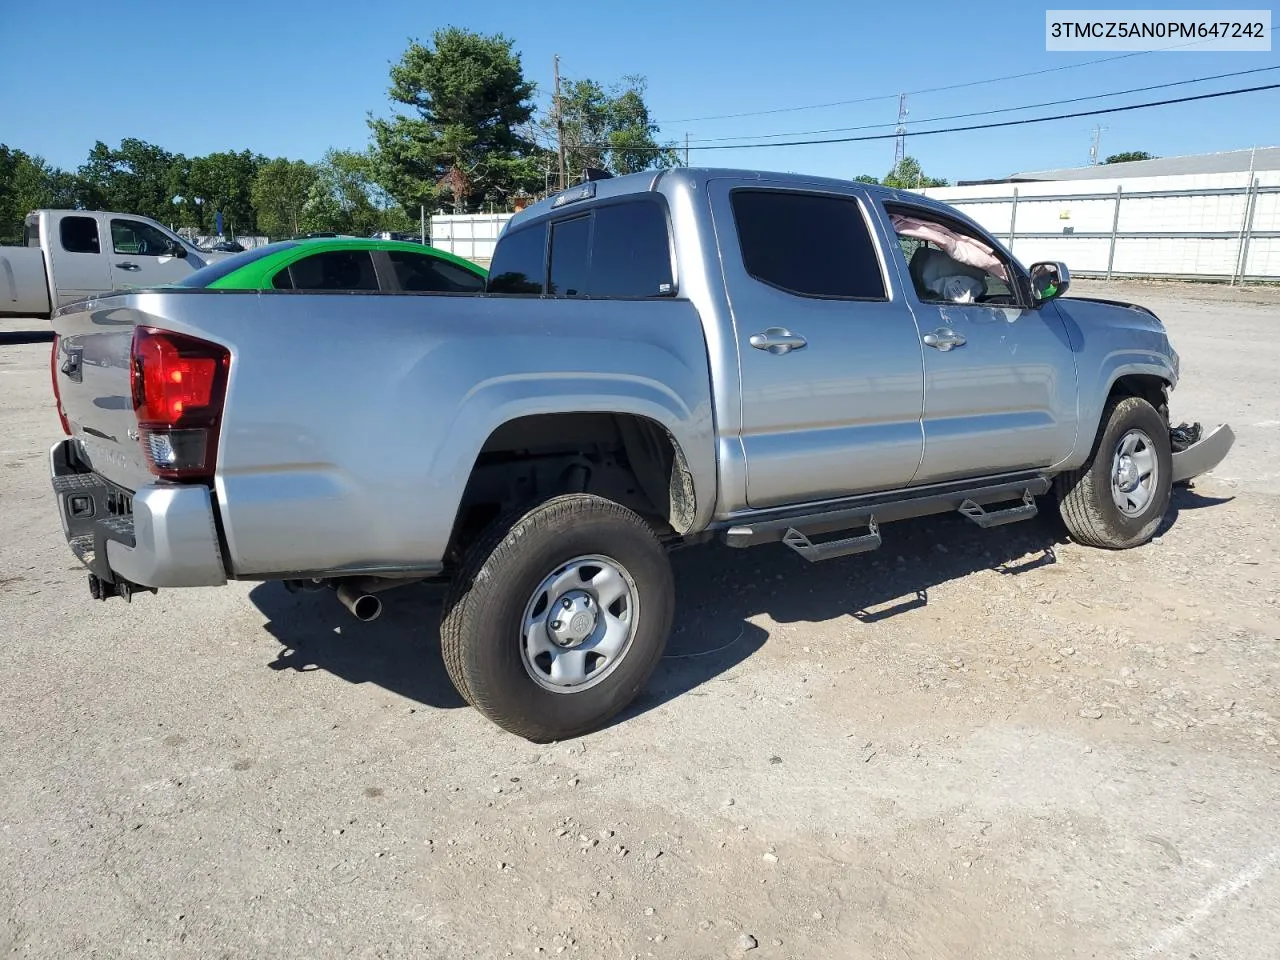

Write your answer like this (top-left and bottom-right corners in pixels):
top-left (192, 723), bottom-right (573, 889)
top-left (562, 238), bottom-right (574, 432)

top-left (176, 237), bottom-right (487, 292)
top-left (371, 230), bottom-right (426, 244)
top-left (0, 210), bottom-right (229, 318)
top-left (204, 240), bottom-right (246, 254)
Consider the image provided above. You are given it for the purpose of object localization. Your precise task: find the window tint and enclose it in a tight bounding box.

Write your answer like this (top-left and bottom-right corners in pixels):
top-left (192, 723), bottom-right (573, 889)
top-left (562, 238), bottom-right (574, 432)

top-left (731, 190), bottom-right (886, 299)
top-left (487, 223), bottom-right (547, 294)
top-left (549, 217), bottom-right (591, 297)
top-left (590, 202), bottom-right (673, 297)
top-left (60, 216), bottom-right (100, 255)
top-left (110, 219), bottom-right (174, 257)
top-left (286, 250), bottom-right (379, 291)
top-left (271, 268), bottom-right (294, 290)
top-left (23, 216), bottom-right (40, 248)
top-left (387, 250), bottom-right (485, 293)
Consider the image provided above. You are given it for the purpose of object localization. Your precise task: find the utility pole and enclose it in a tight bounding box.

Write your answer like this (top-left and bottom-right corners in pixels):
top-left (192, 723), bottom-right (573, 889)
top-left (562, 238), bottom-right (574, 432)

top-left (893, 93), bottom-right (908, 170)
top-left (1089, 125), bottom-right (1105, 165)
top-left (684, 132), bottom-right (690, 167)
top-left (554, 55), bottom-right (567, 191)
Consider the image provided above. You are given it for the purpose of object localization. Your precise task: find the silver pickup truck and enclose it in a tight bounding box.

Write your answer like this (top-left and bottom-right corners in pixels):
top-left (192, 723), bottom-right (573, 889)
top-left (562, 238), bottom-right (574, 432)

top-left (1, 209), bottom-right (222, 318)
top-left (47, 167), bottom-right (1235, 741)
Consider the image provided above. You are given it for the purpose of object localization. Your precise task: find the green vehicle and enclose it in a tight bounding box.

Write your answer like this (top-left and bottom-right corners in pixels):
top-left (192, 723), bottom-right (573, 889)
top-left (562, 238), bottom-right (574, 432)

top-left (177, 237), bottom-right (487, 293)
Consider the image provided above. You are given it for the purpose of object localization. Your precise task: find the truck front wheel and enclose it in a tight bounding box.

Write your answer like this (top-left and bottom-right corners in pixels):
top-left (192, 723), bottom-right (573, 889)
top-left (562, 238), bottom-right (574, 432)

top-left (1056, 396), bottom-right (1172, 549)
top-left (440, 494), bottom-right (674, 741)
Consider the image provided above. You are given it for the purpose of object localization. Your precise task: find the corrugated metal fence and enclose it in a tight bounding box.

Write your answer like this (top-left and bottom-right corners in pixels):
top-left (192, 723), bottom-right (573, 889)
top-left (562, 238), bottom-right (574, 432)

top-left (429, 214), bottom-right (514, 268)
top-left (922, 171), bottom-right (1279, 282)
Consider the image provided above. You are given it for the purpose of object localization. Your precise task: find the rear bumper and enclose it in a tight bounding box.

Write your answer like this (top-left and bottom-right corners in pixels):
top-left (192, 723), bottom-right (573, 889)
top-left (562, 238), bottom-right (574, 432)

top-left (50, 440), bottom-right (227, 589)
top-left (1170, 423), bottom-right (1235, 484)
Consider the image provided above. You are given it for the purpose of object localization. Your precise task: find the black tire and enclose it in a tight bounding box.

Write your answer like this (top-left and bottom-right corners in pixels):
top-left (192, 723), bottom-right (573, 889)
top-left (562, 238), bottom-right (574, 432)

top-left (1056, 395), bottom-right (1172, 549)
top-left (439, 494), bottom-right (674, 742)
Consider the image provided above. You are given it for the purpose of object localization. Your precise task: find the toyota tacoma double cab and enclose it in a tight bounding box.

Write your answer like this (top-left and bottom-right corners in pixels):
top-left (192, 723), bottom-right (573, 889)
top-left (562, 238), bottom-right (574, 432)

top-left (47, 167), bottom-right (1235, 741)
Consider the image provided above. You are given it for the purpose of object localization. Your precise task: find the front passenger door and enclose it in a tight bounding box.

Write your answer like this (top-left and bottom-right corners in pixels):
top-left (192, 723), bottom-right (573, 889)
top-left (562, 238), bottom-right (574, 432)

top-left (108, 218), bottom-right (193, 289)
top-left (879, 202), bottom-right (1078, 485)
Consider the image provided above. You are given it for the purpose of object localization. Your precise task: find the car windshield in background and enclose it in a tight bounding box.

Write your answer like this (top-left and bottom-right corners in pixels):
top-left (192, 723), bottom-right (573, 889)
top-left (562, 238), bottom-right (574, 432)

top-left (176, 242), bottom-right (299, 287)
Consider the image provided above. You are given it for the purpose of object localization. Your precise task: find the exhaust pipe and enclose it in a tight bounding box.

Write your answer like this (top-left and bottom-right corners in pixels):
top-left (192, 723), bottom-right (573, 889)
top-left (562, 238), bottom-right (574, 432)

top-left (336, 583), bottom-right (382, 622)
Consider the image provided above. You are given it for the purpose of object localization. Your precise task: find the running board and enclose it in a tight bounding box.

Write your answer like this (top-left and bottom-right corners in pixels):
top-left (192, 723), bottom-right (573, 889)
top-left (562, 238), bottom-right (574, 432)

top-left (783, 517), bottom-right (881, 563)
top-left (721, 474), bottom-right (1052, 550)
top-left (958, 490), bottom-right (1038, 528)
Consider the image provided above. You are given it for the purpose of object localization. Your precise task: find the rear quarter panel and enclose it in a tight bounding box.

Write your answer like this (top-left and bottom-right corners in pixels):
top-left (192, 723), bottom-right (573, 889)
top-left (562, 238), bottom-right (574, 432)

top-left (122, 290), bottom-right (715, 578)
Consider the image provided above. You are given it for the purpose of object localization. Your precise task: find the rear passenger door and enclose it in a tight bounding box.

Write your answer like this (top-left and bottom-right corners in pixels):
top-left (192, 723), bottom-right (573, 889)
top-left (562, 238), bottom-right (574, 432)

top-left (710, 183), bottom-right (927, 508)
top-left (49, 214), bottom-right (111, 305)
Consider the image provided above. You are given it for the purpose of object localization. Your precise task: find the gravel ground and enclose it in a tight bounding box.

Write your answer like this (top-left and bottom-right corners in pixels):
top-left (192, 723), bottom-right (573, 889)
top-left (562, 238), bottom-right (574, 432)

top-left (2, 280), bottom-right (1278, 959)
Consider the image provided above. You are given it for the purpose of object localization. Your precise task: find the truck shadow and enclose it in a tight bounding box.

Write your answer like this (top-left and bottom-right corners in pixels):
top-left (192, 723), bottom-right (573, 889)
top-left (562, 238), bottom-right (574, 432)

top-left (249, 485), bottom-right (1229, 730)
top-left (0, 330), bottom-right (54, 345)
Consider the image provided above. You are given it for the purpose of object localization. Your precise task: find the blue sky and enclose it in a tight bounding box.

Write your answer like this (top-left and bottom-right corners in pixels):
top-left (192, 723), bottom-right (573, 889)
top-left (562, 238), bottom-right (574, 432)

top-left (1, 0), bottom-right (1277, 183)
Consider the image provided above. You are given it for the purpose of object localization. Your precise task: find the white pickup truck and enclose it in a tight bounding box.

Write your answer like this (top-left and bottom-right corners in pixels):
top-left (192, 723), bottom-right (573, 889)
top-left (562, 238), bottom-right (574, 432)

top-left (0, 210), bottom-right (225, 318)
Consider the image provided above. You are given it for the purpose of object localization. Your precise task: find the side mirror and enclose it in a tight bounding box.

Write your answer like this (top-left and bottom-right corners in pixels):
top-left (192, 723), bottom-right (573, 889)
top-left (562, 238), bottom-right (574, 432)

top-left (1030, 261), bottom-right (1069, 303)
top-left (170, 241), bottom-right (188, 259)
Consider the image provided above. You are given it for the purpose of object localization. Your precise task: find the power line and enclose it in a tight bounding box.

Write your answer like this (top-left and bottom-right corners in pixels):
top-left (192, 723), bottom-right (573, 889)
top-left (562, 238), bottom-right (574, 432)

top-left (653, 46), bottom-right (1202, 125)
top-left (618, 82), bottom-right (1280, 152)
top-left (680, 66), bottom-right (1280, 144)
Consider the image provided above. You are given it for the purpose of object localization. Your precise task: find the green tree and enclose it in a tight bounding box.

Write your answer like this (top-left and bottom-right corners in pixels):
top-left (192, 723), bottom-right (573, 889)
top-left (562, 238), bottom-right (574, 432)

top-left (881, 156), bottom-right (949, 189)
top-left (0, 145), bottom-right (79, 241)
top-left (853, 174), bottom-right (881, 184)
top-left (549, 75), bottom-right (677, 182)
top-left (301, 149), bottom-right (415, 235)
top-left (1103, 150), bottom-right (1156, 164)
top-left (251, 159), bottom-right (319, 237)
top-left (370, 27), bottom-right (543, 213)
top-left (76, 138), bottom-right (180, 219)
top-left (181, 150), bottom-right (264, 234)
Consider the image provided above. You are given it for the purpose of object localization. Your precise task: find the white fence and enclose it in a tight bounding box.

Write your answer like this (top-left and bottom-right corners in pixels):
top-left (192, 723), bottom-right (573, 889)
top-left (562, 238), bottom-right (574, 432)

top-left (430, 213), bottom-right (514, 267)
top-left (921, 170), bottom-right (1280, 282)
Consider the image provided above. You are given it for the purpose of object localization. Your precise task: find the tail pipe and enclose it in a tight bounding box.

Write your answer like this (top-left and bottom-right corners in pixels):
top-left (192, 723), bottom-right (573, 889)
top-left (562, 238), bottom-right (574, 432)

top-left (336, 583), bottom-right (383, 622)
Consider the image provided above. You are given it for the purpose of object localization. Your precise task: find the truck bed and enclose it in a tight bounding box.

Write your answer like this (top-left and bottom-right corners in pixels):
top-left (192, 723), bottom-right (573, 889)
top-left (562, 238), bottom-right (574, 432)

top-left (50, 287), bottom-right (716, 582)
top-left (0, 247), bottom-right (52, 317)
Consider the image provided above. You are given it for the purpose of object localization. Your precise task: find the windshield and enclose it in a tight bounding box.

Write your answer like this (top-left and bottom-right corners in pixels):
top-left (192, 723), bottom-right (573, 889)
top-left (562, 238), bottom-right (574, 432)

top-left (178, 242), bottom-right (298, 287)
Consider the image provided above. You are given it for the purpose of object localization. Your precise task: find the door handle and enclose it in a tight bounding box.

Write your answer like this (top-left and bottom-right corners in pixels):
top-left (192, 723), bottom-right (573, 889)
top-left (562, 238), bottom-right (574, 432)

top-left (923, 327), bottom-right (966, 351)
top-left (115, 262), bottom-right (141, 271)
top-left (749, 327), bottom-right (808, 355)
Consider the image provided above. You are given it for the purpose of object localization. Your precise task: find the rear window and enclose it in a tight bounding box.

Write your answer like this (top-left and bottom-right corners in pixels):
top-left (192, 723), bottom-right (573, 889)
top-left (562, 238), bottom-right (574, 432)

top-left (23, 216), bottom-right (40, 248)
top-left (488, 200), bottom-right (674, 298)
top-left (60, 216), bottom-right (99, 255)
top-left (177, 242), bottom-right (298, 287)
top-left (548, 217), bottom-right (591, 297)
top-left (387, 250), bottom-right (484, 293)
top-left (487, 223), bottom-right (547, 294)
top-left (287, 250), bottom-right (379, 291)
top-left (590, 201), bottom-right (673, 297)
top-left (731, 190), bottom-right (886, 300)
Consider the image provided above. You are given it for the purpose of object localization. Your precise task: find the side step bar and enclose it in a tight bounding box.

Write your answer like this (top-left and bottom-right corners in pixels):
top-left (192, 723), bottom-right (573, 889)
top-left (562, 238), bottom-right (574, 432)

top-left (959, 490), bottom-right (1038, 528)
top-left (722, 475), bottom-right (1052, 562)
top-left (782, 517), bottom-right (881, 562)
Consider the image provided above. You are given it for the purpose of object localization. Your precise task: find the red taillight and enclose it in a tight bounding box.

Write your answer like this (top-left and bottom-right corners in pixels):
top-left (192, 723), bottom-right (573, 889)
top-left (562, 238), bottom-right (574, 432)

top-left (130, 327), bottom-right (230, 481)
top-left (51, 334), bottom-right (71, 435)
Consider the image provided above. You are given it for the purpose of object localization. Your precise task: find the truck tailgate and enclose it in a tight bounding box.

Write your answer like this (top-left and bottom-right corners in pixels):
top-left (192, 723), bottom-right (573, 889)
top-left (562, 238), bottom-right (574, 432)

top-left (0, 248), bottom-right (52, 316)
top-left (52, 296), bottom-right (156, 493)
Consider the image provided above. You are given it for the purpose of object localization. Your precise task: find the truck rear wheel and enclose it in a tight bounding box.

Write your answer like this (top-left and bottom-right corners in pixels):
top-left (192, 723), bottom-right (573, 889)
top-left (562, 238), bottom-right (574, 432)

top-left (1056, 396), bottom-right (1172, 549)
top-left (440, 494), bottom-right (674, 741)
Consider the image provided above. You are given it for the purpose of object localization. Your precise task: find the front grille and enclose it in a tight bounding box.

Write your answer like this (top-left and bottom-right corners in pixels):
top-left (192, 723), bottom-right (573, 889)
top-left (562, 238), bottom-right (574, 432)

top-left (106, 490), bottom-right (133, 517)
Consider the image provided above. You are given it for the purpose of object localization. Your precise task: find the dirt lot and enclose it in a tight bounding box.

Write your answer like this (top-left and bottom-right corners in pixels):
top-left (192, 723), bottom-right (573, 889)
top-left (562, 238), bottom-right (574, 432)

top-left (2, 280), bottom-right (1278, 959)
